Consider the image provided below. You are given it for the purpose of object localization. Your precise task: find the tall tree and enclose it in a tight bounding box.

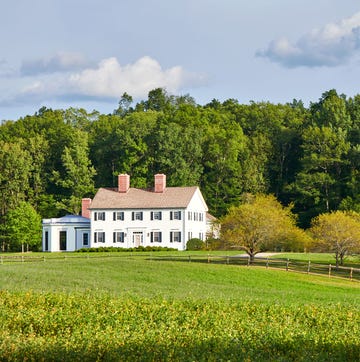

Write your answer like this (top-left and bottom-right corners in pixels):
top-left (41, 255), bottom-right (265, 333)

top-left (4, 201), bottom-right (42, 252)
top-left (0, 141), bottom-right (32, 217)
top-left (113, 92), bottom-right (134, 117)
top-left (53, 129), bottom-right (96, 214)
top-left (152, 120), bottom-right (203, 186)
top-left (290, 125), bottom-right (350, 225)
top-left (200, 111), bottom-right (247, 216)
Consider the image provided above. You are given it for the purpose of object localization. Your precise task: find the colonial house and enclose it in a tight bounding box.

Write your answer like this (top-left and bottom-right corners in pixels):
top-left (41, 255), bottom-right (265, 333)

top-left (42, 174), bottom-right (210, 251)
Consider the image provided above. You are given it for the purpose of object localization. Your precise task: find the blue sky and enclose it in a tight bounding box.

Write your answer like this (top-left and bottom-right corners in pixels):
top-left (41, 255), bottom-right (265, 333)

top-left (1, 0), bottom-right (360, 120)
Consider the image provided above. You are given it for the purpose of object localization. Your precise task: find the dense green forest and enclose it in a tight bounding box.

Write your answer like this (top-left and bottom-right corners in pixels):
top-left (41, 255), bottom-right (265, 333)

top-left (0, 88), bottom-right (359, 250)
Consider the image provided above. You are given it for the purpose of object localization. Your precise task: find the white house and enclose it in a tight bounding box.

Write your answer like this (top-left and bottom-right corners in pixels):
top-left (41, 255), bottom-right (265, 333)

top-left (42, 174), bottom-right (210, 251)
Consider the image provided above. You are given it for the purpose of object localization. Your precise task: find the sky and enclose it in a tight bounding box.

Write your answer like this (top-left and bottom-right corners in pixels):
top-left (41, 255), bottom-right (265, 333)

top-left (2, 0), bottom-right (360, 120)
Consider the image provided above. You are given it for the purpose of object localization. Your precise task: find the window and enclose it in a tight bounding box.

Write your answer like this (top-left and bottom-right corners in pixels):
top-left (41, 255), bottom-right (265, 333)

top-left (188, 211), bottom-right (192, 221)
top-left (59, 231), bottom-right (67, 251)
top-left (151, 231), bottom-right (162, 243)
top-left (132, 211), bottom-right (143, 221)
top-left (94, 231), bottom-right (105, 243)
top-left (188, 231), bottom-right (192, 240)
top-left (194, 212), bottom-right (198, 221)
top-left (199, 213), bottom-right (204, 222)
top-left (151, 211), bottom-right (162, 220)
top-left (113, 231), bottom-right (125, 243)
top-left (113, 211), bottom-right (124, 221)
top-left (83, 233), bottom-right (89, 246)
top-left (94, 212), bottom-right (105, 221)
top-left (170, 211), bottom-right (181, 220)
top-left (199, 232), bottom-right (204, 241)
top-left (170, 231), bottom-right (181, 243)
top-left (44, 231), bottom-right (49, 251)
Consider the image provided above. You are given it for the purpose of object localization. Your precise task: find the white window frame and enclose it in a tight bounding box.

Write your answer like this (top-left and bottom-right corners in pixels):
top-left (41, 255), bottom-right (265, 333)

top-left (171, 231), bottom-right (181, 243)
top-left (94, 231), bottom-right (105, 243)
top-left (151, 211), bottom-right (162, 220)
top-left (95, 212), bottom-right (105, 221)
top-left (151, 231), bottom-right (162, 243)
top-left (113, 231), bottom-right (125, 243)
top-left (113, 211), bottom-right (124, 221)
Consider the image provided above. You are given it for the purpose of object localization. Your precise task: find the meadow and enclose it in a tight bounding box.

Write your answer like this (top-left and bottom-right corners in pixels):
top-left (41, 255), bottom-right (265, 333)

top-left (1, 252), bottom-right (359, 361)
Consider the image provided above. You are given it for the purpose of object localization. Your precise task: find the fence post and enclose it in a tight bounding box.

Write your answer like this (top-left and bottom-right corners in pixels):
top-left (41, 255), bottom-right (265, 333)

top-left (208, 254), bottom-right (210, 263)
top-left (266, 258), bottom-right (269, 269)
top-left (22, 255), bottom-right (24, 263)
top-left (286, 259), bottom-right (289, 271)
top-left (226, 255), bottom-right (229, 265)
top-left (328, 264), bottom-right (332, 278)
top-left (307, 260), bottom-right (311, 274)
top-left (188, 255), bottom-right (191, 262)
top-left (247, 256), bottom-right (250, 266)
top-left (350, 267), bottom-right (353, 281)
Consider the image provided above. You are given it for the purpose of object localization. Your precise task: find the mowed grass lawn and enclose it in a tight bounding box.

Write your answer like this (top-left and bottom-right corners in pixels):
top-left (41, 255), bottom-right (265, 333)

top-left (1, 252), bottom-right (360, 361)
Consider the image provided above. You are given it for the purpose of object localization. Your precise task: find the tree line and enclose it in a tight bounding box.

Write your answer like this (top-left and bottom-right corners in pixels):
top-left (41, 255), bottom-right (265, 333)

top-left (0, 88), bottom-right (359, 252)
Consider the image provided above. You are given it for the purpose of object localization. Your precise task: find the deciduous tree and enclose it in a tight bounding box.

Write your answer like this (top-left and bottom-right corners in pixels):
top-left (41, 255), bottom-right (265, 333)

top-left (4, 201), bottom-right (42, 252)
top-left (221, 194), bottom-right (305, 261)
top-left (309, 211), bottom-right (360, 267)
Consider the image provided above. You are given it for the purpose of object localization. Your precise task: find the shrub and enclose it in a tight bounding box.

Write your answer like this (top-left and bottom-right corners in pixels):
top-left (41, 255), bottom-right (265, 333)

top-left (76, 246), bottom-right (177, 253)
top-left (186, 238), bottom-right (204, 251)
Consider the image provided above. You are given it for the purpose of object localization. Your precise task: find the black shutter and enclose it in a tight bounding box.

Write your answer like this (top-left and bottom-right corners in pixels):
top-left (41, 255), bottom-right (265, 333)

top-left (140, 212), bottom-right (143, 220)
top-left (151, 212), bottom-right (153, 220)
top-left (179, 232), bottom-right (181, 242)
top-left (132, 212), bottom-right (135, 220)
top-left (94, 212), bottom-right (97, 221)
top-left (170, 231), bottom-right (173, 242)
top-left (94, 232), bottom-right (97, 243)
top-left (170, 211), bottom-right (173, 220)
top-left (159, 212), bottom-right (162, 220)
top-left (151, 232), bottom-right (153, 243)
top-left (159, 232), bottom-right (162, 243)
top-left (113, 212), bottom-right (116, 221)
top-left (113, 232), bottom-right (116, 243)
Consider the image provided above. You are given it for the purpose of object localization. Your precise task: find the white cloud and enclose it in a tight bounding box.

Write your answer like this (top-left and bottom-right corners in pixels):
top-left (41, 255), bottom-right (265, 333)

top-left (68, 56), bottom-right (201, 98)
top-left (257, 12), bottom-right (360, 67)
top-left (16, 56), bottom-right (205, 103)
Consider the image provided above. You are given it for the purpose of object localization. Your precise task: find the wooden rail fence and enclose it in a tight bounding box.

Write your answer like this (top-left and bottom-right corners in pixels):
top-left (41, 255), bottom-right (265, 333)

top-left (1, 253), bottom-right (359, 282)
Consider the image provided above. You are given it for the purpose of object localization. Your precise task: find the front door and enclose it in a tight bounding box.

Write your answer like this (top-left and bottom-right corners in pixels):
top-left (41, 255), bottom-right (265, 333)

top-left (133, 232), bottom-right (143, 247)
top-left (59, 231), bottom-right (67, 251)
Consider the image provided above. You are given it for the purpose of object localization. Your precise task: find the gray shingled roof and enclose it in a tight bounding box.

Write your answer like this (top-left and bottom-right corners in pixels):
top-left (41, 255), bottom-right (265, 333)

top-left (89, 186), bottom-right (201, 209)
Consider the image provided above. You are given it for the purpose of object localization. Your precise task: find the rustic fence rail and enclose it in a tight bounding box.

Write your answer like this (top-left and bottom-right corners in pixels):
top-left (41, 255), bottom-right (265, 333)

top-left (1, 253), bottom-right (359, 281)
top-left (150, 254), bottom-right (360, 282)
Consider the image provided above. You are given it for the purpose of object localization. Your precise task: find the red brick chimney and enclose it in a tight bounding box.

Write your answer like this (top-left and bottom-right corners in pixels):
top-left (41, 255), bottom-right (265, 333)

top-left (118, 174), bottom-right (130, 193)
top-left (154, 174), bottom-right (166, 193)
top-left (81, 198), bottom-right (92, 218)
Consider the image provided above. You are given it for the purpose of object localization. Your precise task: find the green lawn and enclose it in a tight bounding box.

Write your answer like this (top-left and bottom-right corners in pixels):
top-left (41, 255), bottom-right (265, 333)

top-left (1, 252), bottom-right (359, 361)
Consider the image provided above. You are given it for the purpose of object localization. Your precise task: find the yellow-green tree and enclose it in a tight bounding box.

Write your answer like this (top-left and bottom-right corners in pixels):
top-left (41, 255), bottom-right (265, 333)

top-left (5, 201), bottom-right (42, 252)
top-left (221, 194), bottom-right (307, 261)
top-left (310, 211), bottom-right (360, 267)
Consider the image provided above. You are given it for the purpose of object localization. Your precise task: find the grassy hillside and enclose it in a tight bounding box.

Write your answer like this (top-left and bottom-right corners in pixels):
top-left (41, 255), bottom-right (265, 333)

top-left (1, 253), bottom-right (359, 361)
